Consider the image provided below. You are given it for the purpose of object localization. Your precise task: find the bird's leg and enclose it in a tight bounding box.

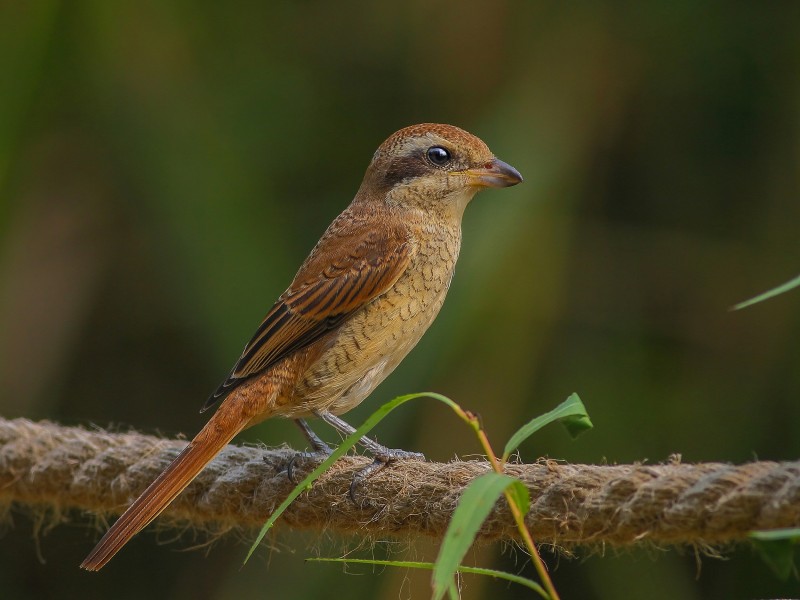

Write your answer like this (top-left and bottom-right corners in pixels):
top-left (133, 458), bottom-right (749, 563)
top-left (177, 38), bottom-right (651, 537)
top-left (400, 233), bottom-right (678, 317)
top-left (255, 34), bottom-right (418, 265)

top-left (294, 418), bottom-right (332, 454)
top-left (286, 419), bottom-right (333, 483)
top-left (315, 410), bottom-right (425, 500)
top-left (316, 411), bottom-right (424, 460)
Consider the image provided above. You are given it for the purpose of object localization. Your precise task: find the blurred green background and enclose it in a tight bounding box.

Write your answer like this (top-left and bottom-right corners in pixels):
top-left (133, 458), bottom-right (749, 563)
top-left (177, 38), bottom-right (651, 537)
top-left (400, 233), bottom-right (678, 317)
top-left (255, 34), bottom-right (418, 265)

top-left (1, 2), bottom-right (799, 599)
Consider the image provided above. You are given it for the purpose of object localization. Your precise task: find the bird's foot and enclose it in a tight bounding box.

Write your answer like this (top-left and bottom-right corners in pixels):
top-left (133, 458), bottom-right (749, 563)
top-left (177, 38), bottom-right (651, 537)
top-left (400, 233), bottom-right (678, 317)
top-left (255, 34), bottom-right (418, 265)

top-left (285, 447), bottom-right (333, 484)
top-left (285, 418), bottom-right (335, 482)
top-left (312, 411), bottom-right (426, 500)
top-left (349, 448), bottom-right (425, 502)
top-left (376, 448), bottom-right (426, 462)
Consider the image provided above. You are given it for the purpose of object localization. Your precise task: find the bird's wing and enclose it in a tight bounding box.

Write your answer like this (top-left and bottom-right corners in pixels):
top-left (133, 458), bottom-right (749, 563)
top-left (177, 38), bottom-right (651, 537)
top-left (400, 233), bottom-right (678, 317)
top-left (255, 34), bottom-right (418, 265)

top-left (203, 221), bottom-right (414, 410)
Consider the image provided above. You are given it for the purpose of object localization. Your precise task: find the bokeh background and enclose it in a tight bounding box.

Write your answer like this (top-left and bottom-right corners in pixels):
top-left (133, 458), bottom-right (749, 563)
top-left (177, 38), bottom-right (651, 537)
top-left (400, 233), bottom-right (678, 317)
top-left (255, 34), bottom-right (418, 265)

top-left (1, 2), bottom-right (799, 599)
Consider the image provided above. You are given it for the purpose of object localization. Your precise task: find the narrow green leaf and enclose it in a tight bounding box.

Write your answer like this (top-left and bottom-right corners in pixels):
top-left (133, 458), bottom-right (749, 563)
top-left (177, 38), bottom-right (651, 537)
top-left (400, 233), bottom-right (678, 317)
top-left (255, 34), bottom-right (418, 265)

top-left (447, 579), bottom-right (459, 600)
top-left (432, 472), bottom-right (520, 600)
top-left (245, 392), bottom-right (460, 563)
top-left (750, 528), bottom-right (800, 580)
top-left (502, 393), bottom-right (592, 461)
top-left (307, 558), bottom-right (547, 597)
top-left (505, 479), bottom-right (531, 517)
top-left (750, 527), bottom-right (800, 541)
top-left (732, 274), bottom-right (800, 310)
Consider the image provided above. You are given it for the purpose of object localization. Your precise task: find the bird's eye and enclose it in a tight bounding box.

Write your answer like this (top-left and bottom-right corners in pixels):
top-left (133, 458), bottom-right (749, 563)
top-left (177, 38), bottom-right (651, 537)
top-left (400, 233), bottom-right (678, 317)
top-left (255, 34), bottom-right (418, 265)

top-left (426, 146), bottom-right (451, 167)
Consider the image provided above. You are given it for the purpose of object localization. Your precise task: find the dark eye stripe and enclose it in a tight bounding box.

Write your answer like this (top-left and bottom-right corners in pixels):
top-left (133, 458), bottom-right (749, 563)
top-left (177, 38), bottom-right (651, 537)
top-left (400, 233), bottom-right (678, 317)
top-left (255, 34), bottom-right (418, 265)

top-left (383, 156), bottom-right (429, 186)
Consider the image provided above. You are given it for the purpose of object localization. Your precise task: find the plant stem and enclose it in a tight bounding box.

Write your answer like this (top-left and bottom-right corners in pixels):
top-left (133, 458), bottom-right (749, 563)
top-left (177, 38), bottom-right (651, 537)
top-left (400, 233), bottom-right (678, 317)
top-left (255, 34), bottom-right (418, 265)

top-left (460, 410), bottom-right (560, 600)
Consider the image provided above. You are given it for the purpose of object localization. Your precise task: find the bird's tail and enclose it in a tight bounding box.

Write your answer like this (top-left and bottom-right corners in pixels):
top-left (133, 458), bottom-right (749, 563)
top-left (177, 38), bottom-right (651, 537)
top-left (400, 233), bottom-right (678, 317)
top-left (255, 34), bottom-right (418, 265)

top-left (80, 403), bottom-right (253, 571)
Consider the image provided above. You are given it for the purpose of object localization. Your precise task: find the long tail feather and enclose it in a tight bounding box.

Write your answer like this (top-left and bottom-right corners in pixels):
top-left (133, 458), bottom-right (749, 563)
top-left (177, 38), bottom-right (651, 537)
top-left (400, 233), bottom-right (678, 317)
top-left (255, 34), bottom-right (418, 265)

top-left (80, 407), bottom-right (251, 571)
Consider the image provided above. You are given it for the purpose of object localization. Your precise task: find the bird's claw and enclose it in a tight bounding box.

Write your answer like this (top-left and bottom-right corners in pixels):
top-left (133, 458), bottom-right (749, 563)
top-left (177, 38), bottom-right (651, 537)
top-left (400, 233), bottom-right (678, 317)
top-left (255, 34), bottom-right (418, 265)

top-left (377, 449), bottom-right (425, 462)
top-left (348, 449), bottom-right (426, 502)
top-left (285, 449), bottom-right (331, 484)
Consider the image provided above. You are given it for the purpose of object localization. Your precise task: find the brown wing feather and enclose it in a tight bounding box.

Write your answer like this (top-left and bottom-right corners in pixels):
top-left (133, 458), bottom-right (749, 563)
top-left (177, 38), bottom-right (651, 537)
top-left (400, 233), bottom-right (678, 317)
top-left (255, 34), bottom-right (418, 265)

top-left (203, 221), bottom-right (413, 410)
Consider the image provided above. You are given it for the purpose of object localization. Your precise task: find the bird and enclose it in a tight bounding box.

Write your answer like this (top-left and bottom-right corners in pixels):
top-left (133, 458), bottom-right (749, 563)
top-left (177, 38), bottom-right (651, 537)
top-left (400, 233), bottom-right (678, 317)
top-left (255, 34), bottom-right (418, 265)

top-left (80, 123), bottom-right (522, 570)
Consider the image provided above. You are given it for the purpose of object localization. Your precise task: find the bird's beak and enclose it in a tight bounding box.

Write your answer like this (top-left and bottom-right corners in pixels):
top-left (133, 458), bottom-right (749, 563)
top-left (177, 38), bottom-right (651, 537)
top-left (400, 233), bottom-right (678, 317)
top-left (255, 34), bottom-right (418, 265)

top-left (465, 158), bottom-right (523, 188)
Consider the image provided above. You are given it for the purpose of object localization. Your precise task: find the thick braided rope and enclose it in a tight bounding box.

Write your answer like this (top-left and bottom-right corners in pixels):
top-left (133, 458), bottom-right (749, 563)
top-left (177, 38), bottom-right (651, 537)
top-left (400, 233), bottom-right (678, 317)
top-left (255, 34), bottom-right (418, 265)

top-left (0, 417), bottom-right (798, 547)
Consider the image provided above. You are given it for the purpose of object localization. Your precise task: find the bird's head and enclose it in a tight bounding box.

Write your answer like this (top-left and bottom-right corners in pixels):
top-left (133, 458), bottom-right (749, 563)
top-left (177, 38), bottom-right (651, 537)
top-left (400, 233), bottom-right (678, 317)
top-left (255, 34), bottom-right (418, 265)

top-left (358, 123), bottom-right (523, 217)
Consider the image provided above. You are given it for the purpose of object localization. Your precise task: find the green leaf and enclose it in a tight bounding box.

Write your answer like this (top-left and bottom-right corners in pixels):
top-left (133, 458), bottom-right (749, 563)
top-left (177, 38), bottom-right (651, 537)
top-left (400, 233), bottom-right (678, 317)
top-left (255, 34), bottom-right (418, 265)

top-left (750, 527), bottom-right (800, 541)
top-left (307, 558), bottom-right (547, 597)
top-left (432, 472), bottom-right (523, 600)
top-left (446, 579), bottom-right (459, 600)
top-left (732, 274), bottom-right (800, 310)
top-left (505, 479), bottom-right (531, 517)
top-left (244, 392), bottom-right (460, 564)
top-left (750, 528), bottom-right (800, 580)
top-left (502, 393), bottom-right (592, 461)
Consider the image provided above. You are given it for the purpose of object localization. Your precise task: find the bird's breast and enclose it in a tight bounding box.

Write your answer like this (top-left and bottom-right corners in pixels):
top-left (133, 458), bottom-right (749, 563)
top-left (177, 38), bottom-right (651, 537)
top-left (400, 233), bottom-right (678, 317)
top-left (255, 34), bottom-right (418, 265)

top-left (289, 226), bottom-right (462, 417)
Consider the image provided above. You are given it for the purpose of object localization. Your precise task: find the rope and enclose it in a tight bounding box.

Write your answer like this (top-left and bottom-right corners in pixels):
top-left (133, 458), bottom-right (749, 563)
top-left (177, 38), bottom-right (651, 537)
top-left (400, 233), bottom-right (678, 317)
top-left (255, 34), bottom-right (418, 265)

top-left (1, 417), bottom-right (798, 548)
